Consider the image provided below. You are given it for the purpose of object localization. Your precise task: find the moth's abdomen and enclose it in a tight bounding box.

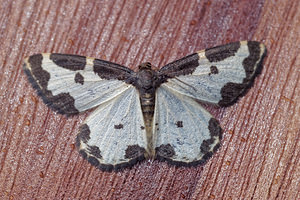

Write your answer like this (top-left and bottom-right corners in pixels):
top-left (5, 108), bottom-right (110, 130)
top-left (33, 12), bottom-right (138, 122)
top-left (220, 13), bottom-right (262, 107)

top-left (140, 92), bottom-right (155, 125)
top-left (140, 92), bottom-right (155, 156)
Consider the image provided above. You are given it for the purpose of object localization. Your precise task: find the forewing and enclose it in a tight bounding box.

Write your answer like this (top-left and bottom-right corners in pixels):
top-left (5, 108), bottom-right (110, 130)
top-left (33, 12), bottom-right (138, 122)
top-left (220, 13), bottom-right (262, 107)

top-left (158, 41), bottom-right (266, 106)
top-left (23, 53), bottom-right (134, 115)
top-left (153, 85), bottom-right (222, 166)
top-left (76, 86), bottom-right (148, 171)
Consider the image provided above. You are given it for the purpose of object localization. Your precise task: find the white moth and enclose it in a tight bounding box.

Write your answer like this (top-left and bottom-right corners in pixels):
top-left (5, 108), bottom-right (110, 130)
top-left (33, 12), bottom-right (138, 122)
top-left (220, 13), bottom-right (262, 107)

top-left (23, 41), bottom-right (266, 171)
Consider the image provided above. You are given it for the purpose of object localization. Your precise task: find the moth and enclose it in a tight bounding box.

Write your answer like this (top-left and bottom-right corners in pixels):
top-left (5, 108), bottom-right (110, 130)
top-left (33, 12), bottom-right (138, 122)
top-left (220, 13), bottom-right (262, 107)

top-left (23, 41), bottom-right (266, 171)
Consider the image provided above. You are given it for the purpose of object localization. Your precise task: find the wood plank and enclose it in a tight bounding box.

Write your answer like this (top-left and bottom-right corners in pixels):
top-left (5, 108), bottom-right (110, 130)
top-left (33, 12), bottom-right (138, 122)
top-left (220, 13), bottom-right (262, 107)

top-left (0, 0), bottom-right (299, 199)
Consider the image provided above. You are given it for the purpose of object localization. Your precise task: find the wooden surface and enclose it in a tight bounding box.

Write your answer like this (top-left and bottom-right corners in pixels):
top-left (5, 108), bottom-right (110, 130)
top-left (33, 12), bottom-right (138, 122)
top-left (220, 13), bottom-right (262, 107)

top-left (0, 0), bottom-right (299, 199)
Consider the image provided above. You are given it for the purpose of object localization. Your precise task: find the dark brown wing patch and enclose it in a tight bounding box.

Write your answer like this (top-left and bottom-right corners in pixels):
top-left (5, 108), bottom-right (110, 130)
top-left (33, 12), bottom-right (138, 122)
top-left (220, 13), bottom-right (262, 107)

top-left (205, 41), bottom-right (240, 62)
top-left (218, 41), bottom-right (267, 106)
top-left (50, 53), bottom-right (86, 70)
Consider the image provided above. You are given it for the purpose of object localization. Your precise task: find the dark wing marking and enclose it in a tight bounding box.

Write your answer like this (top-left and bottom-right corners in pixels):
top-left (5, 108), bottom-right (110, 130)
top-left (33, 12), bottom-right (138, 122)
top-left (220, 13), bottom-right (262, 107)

top-left (93, 58), bottom-right (134, 81)
top-left (157, 53), bottom-right (200, 80)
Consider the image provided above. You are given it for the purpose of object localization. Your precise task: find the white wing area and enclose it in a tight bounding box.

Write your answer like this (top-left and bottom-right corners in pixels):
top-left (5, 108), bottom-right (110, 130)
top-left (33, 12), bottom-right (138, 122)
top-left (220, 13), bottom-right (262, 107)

top-left (162, 43), bottom-right (250, 104)
top-left (76, 86), bottom-right (148, 170)
top-left (153, 85), bottom-right (222, 164)
top-left (41, 54), bottom-right (131, 112)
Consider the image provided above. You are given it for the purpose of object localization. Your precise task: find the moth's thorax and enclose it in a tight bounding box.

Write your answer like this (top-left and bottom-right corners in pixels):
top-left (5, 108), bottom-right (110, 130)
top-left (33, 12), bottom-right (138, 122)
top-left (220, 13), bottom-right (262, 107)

top-left (136, 62), bottom-right (156, 92)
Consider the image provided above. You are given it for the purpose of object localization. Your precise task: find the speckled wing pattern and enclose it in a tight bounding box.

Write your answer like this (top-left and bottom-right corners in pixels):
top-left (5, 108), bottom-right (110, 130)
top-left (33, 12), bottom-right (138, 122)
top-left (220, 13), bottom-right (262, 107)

top-left (23, 41), bottom-right (266, 171)
top-left (154, 41), bottom-right (266, 165)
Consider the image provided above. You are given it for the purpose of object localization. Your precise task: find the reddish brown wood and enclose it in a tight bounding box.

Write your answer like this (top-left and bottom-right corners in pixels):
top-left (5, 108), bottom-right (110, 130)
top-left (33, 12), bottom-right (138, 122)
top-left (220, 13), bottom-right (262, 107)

top-left (0, 0), bottom-right (299, 199)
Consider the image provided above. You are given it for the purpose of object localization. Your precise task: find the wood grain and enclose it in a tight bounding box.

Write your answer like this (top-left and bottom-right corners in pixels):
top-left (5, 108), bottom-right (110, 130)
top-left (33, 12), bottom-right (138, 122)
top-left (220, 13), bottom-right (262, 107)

top-left (0, 0), bottom-right (299, 199)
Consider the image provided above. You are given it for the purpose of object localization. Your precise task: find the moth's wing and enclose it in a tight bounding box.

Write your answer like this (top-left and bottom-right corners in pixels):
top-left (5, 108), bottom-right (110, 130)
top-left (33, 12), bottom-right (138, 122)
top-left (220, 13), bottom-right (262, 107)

top-left (158, 41), bottom-right (267, 106)
top-left (76, 86), bottom-right (148, 171)
top-left (153, 85), bottom-right (222, 165)
top-left (23, 53), bottom-right (135, 115)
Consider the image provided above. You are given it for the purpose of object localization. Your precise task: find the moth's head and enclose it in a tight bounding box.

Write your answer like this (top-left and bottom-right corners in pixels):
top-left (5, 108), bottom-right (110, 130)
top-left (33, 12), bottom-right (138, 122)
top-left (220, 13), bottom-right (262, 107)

top-left (138, 62), bottom-right (152, 71)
